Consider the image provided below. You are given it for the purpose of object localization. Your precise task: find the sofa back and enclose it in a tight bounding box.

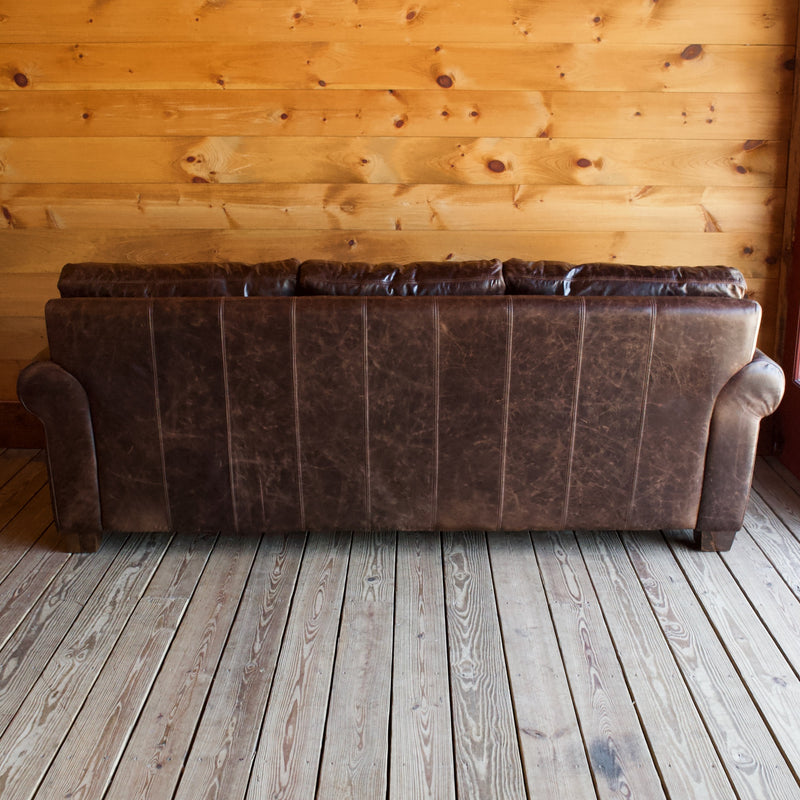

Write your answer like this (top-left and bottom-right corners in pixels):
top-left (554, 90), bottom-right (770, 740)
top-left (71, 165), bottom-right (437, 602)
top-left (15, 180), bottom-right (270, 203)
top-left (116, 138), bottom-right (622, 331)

top-left (44, 293), bottom-right (760, 534)
top-left (58, 259), bottom-right (747, 299)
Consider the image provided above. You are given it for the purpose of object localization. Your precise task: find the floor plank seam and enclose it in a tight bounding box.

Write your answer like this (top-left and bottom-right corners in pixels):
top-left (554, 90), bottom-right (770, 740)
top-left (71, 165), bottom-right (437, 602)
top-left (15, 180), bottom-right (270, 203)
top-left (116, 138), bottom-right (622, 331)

top-left (622, 530), bottom-right (747, 799)
top-left (720, 527), bottom-right (800, 685)
top-left (383, 530), bottom-right (399, 800)
top-left (0, 455), bottom-right (799, 799)
top-left (577, 530), bottom-right (674, 800)
top-left (662, 531), bottom-right (800, 795)
top-left (236, 532), bottom-right (310, 800)
top-left (485, 531), bottom-right (532, 800)
top-left (313, 531), bottom-right (355, 800)
top-left (112, 531), bottom-right (226, 799)
top-left (438, 532), bottom-right (462, 800)
top-left (530, 531), bottom-right (602, 800)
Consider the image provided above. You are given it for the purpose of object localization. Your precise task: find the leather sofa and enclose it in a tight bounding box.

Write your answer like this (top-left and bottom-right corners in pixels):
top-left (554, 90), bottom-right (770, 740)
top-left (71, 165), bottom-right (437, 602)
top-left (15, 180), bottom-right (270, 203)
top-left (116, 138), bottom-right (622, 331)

top-left (18, 258), bottom-right (785, 553)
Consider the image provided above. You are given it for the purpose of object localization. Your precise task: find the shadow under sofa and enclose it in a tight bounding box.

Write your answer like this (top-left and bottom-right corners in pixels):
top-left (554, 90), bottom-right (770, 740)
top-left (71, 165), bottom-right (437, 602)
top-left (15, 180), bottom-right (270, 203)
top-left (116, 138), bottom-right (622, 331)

top-left (18, 257), bottom-right (785, 553)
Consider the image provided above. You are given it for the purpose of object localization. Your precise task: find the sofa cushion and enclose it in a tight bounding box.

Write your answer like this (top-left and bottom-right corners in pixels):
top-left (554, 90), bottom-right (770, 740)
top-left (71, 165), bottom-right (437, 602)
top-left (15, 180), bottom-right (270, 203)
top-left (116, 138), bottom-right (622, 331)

top-left (503, 260), bottom-right (747, 299)
top-left (58, 260), bottom-right (300, 298)
top-left (298, 259), bottom-right (506, 296)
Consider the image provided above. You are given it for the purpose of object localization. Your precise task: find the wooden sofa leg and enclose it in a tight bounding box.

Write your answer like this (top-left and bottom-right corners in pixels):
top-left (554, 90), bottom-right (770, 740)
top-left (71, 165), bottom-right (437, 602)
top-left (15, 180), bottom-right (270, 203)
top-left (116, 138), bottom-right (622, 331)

top-left (694, 529), bottom-right (736, 552)
top-left (61, 530), bottom-right (102, 553)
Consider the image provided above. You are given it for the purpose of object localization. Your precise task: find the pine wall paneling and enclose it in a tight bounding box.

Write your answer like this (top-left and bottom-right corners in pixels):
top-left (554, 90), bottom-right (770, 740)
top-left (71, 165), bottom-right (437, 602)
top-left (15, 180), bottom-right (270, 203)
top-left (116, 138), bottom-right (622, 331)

top-left (1, 0), bottom-right (798, 444)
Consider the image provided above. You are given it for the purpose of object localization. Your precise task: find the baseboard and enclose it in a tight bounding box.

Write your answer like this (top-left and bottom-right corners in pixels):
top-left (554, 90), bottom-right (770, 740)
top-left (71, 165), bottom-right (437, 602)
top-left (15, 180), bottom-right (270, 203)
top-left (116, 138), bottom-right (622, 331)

top-left (0, 401), bottom-right (45, 449)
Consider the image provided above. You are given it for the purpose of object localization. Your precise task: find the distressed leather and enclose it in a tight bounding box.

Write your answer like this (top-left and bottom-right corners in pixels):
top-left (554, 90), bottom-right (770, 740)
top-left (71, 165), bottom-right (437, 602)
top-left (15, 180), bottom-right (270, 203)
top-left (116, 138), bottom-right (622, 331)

top-left (696, 349), bottom-right (785, 542)
top-left (58, 260), bottom-right (299, 298)
top-left (504, 260), bottom-right (747, 298)
top-left (22, 287), bottom-right (781, 552)
top-left (17, 356), bottom-right (103, 551)
top-left (299, 258), bottom-right (506, 295)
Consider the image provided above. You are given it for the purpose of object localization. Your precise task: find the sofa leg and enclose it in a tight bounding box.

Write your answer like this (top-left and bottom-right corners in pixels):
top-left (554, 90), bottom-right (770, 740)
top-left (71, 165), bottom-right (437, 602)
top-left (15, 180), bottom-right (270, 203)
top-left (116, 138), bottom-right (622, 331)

top-left (694, 529), bottom-right (736, 552)
top-left (61, 530), bottom-right (102, 553)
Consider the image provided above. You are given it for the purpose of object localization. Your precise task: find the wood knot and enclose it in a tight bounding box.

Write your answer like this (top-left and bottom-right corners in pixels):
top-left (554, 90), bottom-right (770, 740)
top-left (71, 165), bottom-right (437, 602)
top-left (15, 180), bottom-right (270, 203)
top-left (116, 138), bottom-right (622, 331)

top-left (13, 73), bottom-right (28, 87)
top-left (743, 139), bottom-right (765, 151)
top-left (436, 75), bottom-right (453, 88)
top-left (680, 44), bottom-right (703, 60)
top-left (576, 158), bottom-right (592, 168)
top-left (487, 159), bottom-right (506, 173)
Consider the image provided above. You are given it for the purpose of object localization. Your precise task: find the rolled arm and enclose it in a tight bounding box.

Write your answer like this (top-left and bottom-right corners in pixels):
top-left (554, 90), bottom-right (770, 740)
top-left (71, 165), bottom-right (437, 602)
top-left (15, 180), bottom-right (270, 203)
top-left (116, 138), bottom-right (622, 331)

top-left (695, 349), bottom-right (785, 549)
top-left (17, 359), bottom-right (102, 552)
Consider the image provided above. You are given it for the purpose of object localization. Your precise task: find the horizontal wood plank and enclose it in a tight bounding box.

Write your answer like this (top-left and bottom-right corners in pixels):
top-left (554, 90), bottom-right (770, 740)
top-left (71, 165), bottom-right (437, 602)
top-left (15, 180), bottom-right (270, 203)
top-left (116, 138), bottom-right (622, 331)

top-left (0, 229), bottom-right (782, 276)
top-left (0, 184), bottom-right (785, 234)
top-left (0, 136), bottom-right (786, 186)
top-left (0, 273), bottom-right (57, 316)
top-left (0, 0), bottom-right (795, 45)
top-left (3, 43), bottom-right (794, 93)
top-left (0, 363), bottom-right (39, 401)
top-left (0, 317), bottom-right (46, 359)
top-left (0, 90), bottom-right (790, 140)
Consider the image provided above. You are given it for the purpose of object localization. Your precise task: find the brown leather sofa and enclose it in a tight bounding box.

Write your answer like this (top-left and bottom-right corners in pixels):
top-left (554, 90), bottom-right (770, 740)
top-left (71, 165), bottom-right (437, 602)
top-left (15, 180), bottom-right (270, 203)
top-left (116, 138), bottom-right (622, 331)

top-left (18, 258), bottom-right (784, 553)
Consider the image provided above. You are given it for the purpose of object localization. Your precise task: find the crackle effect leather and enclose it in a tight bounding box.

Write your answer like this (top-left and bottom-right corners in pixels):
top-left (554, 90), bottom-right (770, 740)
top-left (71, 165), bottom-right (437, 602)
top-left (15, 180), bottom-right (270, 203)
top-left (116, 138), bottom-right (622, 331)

top-left (38, 294), bottom-right (772, 543)
top-left (58, 260), bottom-right (299, 298)
top-left (298, 259), bottom-right (506, 296)
top-left (697, 349), bottom-right (785, 534)
top-left (45, 299), bottom-right (169, 533)
top-left (504, 260), bottom-right (747, 299)
top-left (17, 357), bottom-right (102, 549)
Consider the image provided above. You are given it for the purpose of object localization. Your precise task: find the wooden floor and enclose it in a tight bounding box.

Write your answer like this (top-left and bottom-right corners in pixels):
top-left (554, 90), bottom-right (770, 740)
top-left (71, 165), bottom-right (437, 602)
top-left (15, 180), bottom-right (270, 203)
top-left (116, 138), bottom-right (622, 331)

top-left (0, 451), bottom-right (799, 799)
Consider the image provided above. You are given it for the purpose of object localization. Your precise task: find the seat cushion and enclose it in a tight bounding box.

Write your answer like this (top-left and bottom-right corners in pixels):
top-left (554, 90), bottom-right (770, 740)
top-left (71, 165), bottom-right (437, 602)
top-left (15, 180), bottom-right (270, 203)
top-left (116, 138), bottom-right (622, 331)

top-left (58, 260), bottom-right (300, 298)
top-left (298, 259), bottom-right (506, 295)
top-left (503, 260), bottom-right (747, 299)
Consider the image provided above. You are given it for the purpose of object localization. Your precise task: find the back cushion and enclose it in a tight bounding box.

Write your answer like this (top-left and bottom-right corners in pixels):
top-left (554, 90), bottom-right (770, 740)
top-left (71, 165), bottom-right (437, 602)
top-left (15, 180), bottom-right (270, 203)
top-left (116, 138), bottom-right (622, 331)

top-left (503, 260), bottom-right (747, 299)
top-left (298, 259), bottom-right (506, 295)
top-left (58, 260), bottom-right (300, 298)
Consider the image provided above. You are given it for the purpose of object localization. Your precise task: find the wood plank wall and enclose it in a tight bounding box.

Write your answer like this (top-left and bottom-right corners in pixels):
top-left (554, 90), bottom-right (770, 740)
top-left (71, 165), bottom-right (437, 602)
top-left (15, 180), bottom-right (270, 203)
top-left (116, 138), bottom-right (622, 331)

top-left (1, 0), bottom-right (798, 412)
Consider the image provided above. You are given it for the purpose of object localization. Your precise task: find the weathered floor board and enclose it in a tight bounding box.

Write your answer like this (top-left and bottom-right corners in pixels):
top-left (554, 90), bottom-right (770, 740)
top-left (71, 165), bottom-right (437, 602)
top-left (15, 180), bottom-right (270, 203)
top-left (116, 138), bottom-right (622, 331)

top-left (0, 452), bottom-right (798, 799)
